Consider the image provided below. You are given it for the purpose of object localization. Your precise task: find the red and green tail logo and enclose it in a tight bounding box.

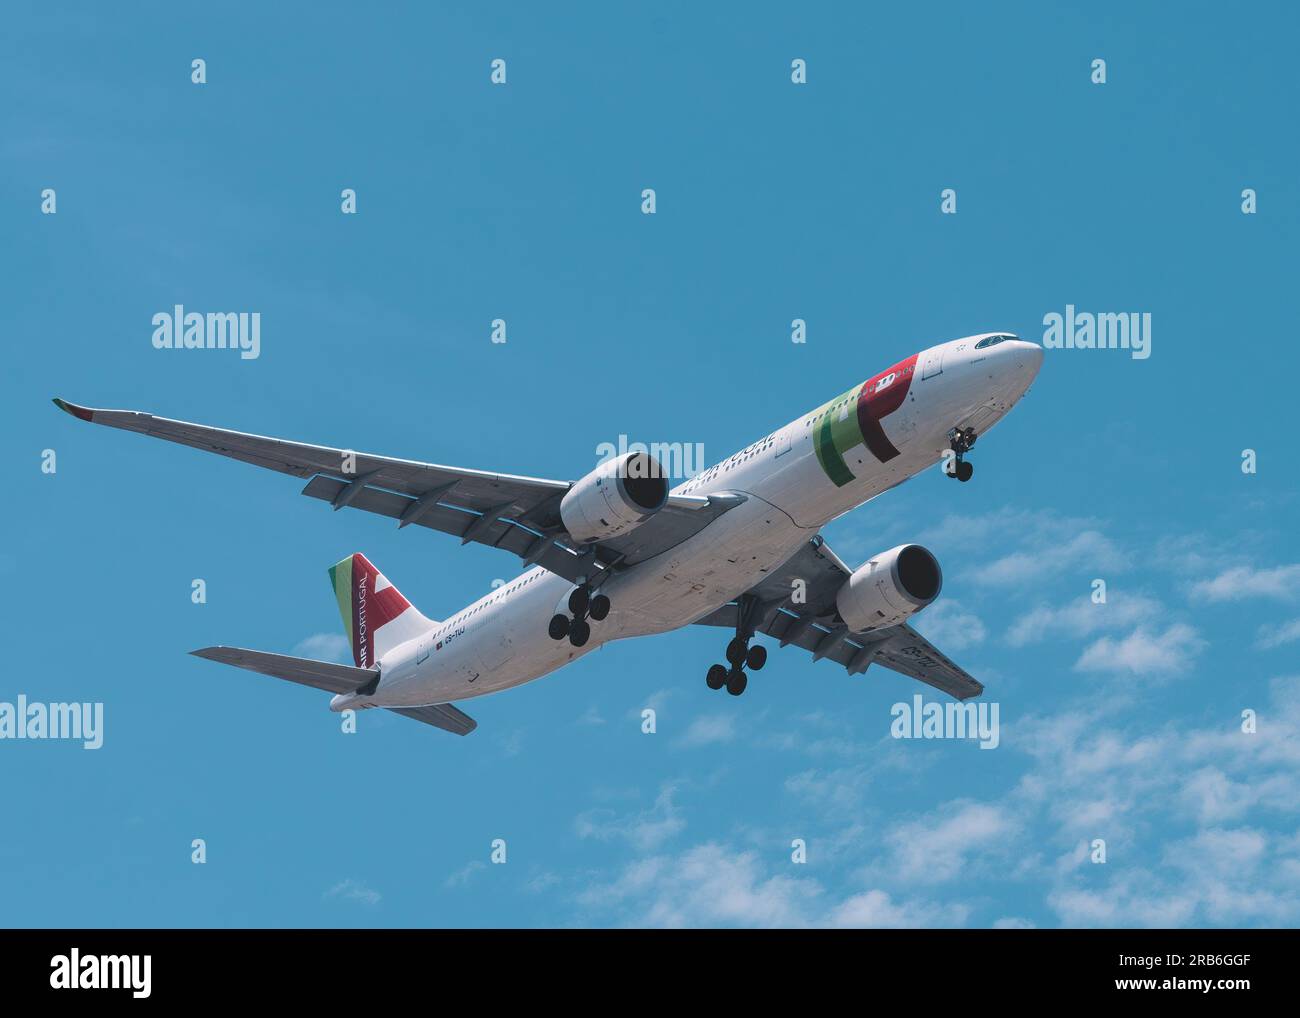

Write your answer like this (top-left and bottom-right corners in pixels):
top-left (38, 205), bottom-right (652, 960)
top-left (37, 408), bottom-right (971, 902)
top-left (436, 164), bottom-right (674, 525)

top-left (328, 553), bottom-right (416, 668)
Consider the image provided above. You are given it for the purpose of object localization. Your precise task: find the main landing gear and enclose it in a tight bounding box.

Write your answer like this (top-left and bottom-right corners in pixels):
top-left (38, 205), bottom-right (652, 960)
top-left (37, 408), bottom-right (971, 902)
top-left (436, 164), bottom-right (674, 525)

top-left (548, 584), bottom-right (611, 649)
top-left (946, 426), bottom-right (977, 483)
top-left (706, 597), bottom-right (767, 696)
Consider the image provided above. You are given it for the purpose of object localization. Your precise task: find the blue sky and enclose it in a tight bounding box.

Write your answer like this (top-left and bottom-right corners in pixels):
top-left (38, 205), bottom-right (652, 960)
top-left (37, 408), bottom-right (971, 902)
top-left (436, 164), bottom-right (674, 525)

top-left (3, 1), bottom-right (1298, 927)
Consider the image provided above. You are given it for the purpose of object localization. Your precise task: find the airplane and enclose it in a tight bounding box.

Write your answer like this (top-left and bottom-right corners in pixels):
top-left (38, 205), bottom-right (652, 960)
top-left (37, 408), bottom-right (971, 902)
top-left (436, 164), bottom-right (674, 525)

top-left (53, 331), bottom-right (1042, 736)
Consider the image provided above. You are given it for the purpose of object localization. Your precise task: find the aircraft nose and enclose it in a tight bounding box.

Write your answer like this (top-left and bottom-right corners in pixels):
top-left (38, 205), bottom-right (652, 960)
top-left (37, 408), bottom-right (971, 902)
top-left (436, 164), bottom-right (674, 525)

top-left (1016, 340), bottom-right (1044, 381)
top-left (997, 340), bottom-right (1042, 399)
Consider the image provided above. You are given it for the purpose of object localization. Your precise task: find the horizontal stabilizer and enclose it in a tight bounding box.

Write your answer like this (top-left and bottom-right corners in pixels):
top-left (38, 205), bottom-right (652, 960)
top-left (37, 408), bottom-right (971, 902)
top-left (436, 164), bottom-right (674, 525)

top-left (387, 703), bottom-right (477, 736)
top-left (190, 646), bottom-right (377, 695)
top-left (191, 647), bottom-right (477, 736)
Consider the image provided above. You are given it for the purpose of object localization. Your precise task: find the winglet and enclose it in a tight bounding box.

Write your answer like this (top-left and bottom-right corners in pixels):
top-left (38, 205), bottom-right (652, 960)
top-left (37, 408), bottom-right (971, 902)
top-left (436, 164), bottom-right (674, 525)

top-left (52, 397), bottom-right (95, 422)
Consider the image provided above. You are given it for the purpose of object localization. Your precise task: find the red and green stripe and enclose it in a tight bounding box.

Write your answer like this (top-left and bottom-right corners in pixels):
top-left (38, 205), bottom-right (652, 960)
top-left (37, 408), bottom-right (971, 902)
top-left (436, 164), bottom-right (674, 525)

top-left (811, 353), bottom-right (919, 487)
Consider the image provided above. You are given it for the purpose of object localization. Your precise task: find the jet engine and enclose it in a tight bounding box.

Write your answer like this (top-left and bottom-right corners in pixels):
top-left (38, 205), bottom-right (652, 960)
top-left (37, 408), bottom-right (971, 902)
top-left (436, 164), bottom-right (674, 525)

top-left (836, 544), bottom-right (942, 633)
top-left (560, 451), bottom-right (670, 543)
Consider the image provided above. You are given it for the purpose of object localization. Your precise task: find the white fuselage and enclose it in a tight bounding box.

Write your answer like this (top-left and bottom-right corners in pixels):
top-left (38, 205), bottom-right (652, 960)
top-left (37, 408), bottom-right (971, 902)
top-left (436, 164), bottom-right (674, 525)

top-left (339, 333), bottom-right (1042, 710)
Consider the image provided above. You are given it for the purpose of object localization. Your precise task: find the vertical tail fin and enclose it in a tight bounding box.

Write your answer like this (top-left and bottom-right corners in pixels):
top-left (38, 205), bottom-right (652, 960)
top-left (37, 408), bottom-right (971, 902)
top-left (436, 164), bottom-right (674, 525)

top-left (328, 553), bottom-right (435, 668)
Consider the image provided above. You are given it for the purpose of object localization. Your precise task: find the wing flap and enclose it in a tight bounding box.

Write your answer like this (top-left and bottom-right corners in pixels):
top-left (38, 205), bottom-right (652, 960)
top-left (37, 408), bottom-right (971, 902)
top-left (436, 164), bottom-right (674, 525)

top-left (300, 475), bottom-right (604, 584)
top-left (871, 624), bottom-right (983, 700)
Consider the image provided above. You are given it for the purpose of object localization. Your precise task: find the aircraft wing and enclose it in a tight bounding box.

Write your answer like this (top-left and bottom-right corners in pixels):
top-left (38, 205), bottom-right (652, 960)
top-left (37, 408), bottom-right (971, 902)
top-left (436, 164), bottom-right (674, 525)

top-left (53, 398), bottom-right (740, 585)
top-left (692, 537), bottom-right (983, 700)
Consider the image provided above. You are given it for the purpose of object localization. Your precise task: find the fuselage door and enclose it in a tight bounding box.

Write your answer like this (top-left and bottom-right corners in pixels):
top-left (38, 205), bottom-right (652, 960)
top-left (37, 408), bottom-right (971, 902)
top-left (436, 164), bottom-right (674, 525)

top-left (920, 346), bottom-right (944, 379)
top-left (775, 426), bottom-right (792, 458)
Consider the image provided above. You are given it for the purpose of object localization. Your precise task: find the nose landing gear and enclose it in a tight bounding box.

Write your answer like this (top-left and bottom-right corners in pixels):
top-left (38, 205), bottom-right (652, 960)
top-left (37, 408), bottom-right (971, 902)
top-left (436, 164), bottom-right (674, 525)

top-left (946, 426), bottom-right (977, 483)
top-left (548, 583), bottom-right (611, 648)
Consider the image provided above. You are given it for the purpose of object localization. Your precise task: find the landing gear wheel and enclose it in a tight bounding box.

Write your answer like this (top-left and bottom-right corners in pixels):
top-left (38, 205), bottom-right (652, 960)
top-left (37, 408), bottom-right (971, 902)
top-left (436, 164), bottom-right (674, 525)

top-left (568, 587), bottom-right (590, 617)
top-left (548, 614), bottom-right (571, 640)
top-left (726, 637), bottom-right (749, 666)
top-left (706, 664), bottom-right (728, 690)
top-left (568, 619), bottom-right (591, 647)
top-left (725, 668), bottom-right (748, 696)
top-left (746, 645), bottom-right (767, 671)
top-left (947, 426), bottom-right (977, 480)
top-left (588, 594), bottom-right (611, 621)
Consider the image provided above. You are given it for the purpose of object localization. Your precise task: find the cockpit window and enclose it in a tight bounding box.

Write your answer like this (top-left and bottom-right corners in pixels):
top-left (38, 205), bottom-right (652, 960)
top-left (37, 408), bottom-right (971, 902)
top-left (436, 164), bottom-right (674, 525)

top-left (975, 334), bottom-right (1016, 349)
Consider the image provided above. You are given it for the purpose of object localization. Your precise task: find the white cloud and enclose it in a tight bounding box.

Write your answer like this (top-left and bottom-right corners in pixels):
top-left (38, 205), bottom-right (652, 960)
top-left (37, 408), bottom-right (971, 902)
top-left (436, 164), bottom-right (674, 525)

top-left (920, 510), bottom-right (1126, 587)
top-left (675, 713), bottom-right (737, 749)
top-left (324, 878), bottom-right (380, 906)
top-left (575, 785), bottom-right (685, 852)
top-left (1011, 676), bottom-right (1300, 926)
top-left (1006, 592), bottom-right (1162, 647)
top-left (912, 599), bottom-right (986, 651)
top-left (828, 889), bottom-right (969, 928)
top-left (1257, 618), bottom-right (1300, 649)
top-left (1049, 873), bottom-right (1197, 928)
top-left (1151, 533), bottom-right (1239, 577)
top-left (771, 675), bottom-right (1300, 928)
top-left (1177, 767), bottom-right (1260, 825)
top-left (630, 688), bottom-right (675, 722)
top-left (977, 529), bottom-right (1127, 587)
top-left (564, 674), bottom-right (1300, 928)
top-left (1191, 564), bottom-right (1300, 603)
top-left (293, 632), bottom-right (349, 662)
top-left (886, 801), bottom-right (1016, 884)
top-left (1074, 623), bottom-right (1205, 676)
top-left (444, 860), bottom-right (486, 889)
top-left (577, 843), bottom-right (820, 927)
top-left (576, 842), bottom-right (964, 928)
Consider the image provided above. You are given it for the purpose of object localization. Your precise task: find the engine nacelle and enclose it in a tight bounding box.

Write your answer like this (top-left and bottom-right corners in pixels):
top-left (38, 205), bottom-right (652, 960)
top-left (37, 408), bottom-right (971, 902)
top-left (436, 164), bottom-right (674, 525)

top-left (560, 451), bottom-right (670, 544)
top-left (836, 544), bottom-right (942, 633)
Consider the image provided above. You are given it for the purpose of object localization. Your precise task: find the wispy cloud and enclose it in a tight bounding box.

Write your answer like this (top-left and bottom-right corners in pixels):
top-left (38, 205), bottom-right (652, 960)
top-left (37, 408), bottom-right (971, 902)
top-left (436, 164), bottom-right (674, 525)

top-left (324, 878), bottom-right (380, 907)
top-left (675, 713), bottom-right (737, 749)
top-left (575, 785), bottom-right (686, 852)
top-left (575, 841), bottom-right (967, 928)
top-left (1191, 564), bottom-right (1300, 603)
top-left (1006, 592), bottom-right (1162, 647)
top-left (1257, 618), bottom-right (1300, 649)
top-left (912, 599), bottom-right (986, 651)
top-left (444, 860), bottom-right (486, 889)
top-left (885, 801), bottom-right (1017, 884)
top-left (1074, 623), bottom-right (1205, 675)
top-left (294, 632), bottom-right (349, 662)
top-left (918, 509), bottom-right (1127, 587)
top-left (978, 530), bottom-right (1126, 586)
